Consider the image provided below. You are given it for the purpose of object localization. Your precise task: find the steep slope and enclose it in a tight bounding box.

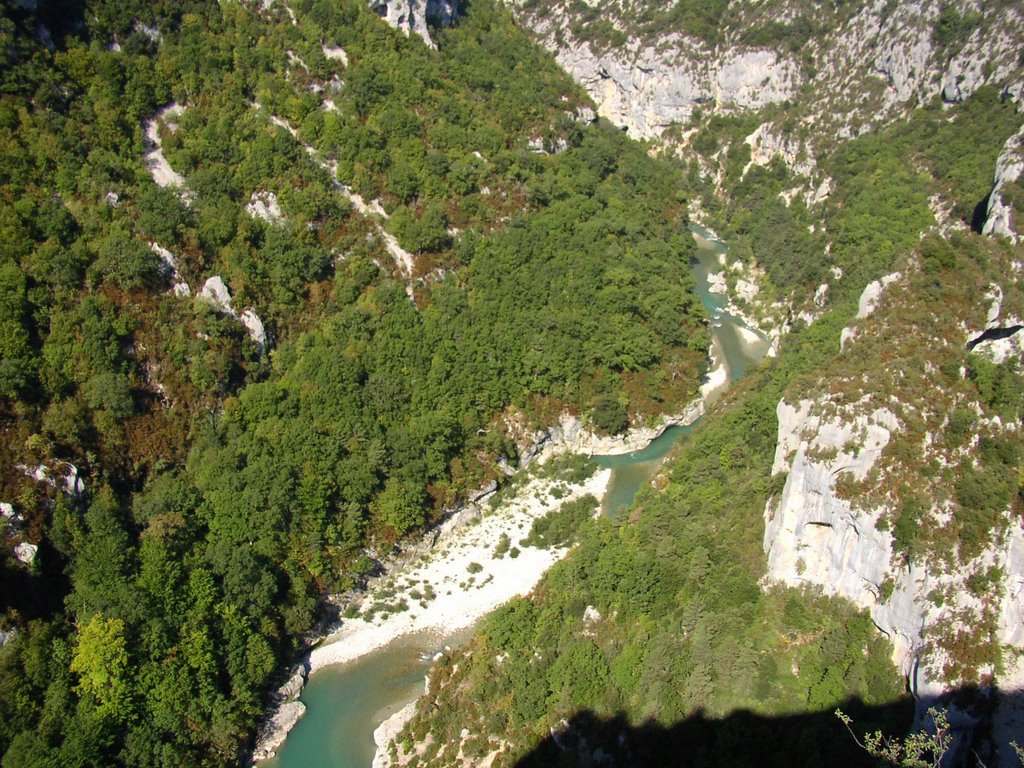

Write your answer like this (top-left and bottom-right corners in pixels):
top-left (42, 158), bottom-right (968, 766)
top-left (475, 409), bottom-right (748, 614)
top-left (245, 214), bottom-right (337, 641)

top-left (765, 233), bottom-right (1024, 700)
top-left (508, 0), bottom-right (1024, 142)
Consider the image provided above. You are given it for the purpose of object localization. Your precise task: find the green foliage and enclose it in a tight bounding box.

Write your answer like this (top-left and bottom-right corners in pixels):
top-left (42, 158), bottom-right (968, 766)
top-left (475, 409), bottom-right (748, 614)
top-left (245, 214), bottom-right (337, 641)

top-left (954, 460), bottom-right (1014, 559)
top-left (373, 477), bottom-right (428, 537)
top-left (0, 260), bottom-right (37, 397)
top-left (739, 16), bottom-right (818, 51)
top-left (91, 225), bottom-right (160, 291)
top-left (967, 353), bottom-right (1024, 420)
top-left (521, 494), bottom-right (599, 549)
top-left (390, 203), bottom-right (452, 253)
top-left (932, 4), bottom-right (982, 59)
top-left (837, 707), bottom-right (952, 768)
top-left (493, 532), bottom-right (511, 558)
top-left (892, 493), bottom-right (927, 561)
top-left (70, 615), bottom-right (132, 723)
top-left (591, 395), bottom-right (628, 435)
top-left (7, 0), bottom-right (1018, 764)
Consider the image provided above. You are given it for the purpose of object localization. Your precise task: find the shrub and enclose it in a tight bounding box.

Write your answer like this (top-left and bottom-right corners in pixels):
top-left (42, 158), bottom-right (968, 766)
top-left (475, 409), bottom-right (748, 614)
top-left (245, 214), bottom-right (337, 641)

top-left (591, 395), bottom-right (629, 435)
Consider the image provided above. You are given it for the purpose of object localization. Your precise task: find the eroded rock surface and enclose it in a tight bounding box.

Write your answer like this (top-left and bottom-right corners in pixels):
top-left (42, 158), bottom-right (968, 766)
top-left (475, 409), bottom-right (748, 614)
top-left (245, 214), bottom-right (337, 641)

top-left (366, 0), bottom-right (457, 47)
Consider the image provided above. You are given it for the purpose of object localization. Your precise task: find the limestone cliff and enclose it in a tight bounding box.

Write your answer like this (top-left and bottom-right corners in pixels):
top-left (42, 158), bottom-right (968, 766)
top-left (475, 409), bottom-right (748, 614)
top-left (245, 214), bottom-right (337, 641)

top-left (509, 0), bottom-right (1024, 161)
top-left (763, 255), bottom-right (1024, 761)
top-left (548, 41), bottom-right (799, 140)
top-left (366, 0), bottom-right (457, 47)
top-left (765, 397), bottom-right (1024, 698)
top-left (983, 123), bottom-right (1024, 242)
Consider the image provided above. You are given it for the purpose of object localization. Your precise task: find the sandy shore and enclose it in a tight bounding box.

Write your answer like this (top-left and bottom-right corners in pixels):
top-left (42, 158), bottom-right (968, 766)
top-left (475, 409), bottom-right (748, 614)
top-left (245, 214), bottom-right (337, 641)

top-left (254, 466), bottom-right (610, 761)
top-left (308, 468), bottom-right (611, 672)
top-left (700, 335), bottom-right (729, 401)
top-left (735, 324), bottom-right (767, 347)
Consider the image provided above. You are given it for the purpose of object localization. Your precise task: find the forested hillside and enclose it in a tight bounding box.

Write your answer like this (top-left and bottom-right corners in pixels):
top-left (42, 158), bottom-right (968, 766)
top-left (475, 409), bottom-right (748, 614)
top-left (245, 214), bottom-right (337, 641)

top-left (0, 0), bottom-right (708, 764)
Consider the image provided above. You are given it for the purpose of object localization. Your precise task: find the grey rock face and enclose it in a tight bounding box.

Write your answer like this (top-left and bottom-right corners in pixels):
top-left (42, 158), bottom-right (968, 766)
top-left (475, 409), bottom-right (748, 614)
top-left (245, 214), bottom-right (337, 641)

top-left (549, 39), bottom-right (799, 140)
top-left (367, 0), bottom-right (457, 48)
top-left (509, 0), bottom-right (1024, 149)
top-left (252, 701), bottom-right (307, 762)
top-left (765, 396), bottom-right (1024, 732)
top-left (199, 277), bottom-right (268, 352)
top-left (983, 123), bottom-right (1024, 242)
top-left (251, 666), bottom-right (309, 762)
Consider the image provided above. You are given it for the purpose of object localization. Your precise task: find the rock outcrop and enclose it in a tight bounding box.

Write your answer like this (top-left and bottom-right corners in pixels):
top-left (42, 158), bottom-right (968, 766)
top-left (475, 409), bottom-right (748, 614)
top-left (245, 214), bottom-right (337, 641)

top-left (367, 0), bottom-right (457, 48)
top-left (764, 396), bottom-right (1024, 749)
top-left (198, 276), bottom-right (268, 352)
top-left (983, 123), bottom-right (1024, 242)
top-left (372, 700), bottom-right (418, 768)
top-left (14, 542), bottom-right (37, 565)
top-left (506, 395), bottom-right (706, 470)
top-left (199, 276), bottom-right (234, 315)
top-left (509, 0), bottom-right (1024, 156)
top-left (744, 122), bottom-right (815, 178)
top-left (4, 464), bottom-right (84, 570)
top-left (142, 103), bottom-right (191, 201)
top-left (252, 667), bottom-right (308, 762)
top-left (245, 190), bottom-right (285, 224)
top-left (841, 272), bottom-right (902, 351)
top-left (964, 280), bottom-right (1024, 364)
top-left (150, 242), bottom-right (191, 296)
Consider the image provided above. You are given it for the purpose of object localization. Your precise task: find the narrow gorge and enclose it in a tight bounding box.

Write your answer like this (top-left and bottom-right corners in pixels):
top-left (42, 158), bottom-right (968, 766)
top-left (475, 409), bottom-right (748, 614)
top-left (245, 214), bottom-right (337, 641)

top-left (2, 1), bottom-right (1024, 767)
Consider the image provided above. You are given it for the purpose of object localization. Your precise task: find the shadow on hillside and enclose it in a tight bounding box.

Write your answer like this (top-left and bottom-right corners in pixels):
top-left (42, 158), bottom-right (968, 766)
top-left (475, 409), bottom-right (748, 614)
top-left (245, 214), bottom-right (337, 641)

top-left (511, 687), bottom-right (1019, 768)
top-left (1, 540), bottom-right (68, 623)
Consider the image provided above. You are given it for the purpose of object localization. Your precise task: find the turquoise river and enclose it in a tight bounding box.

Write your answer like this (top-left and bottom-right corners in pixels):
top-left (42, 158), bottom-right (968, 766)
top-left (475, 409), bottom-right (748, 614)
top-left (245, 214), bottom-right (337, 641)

top-left (264, 227), bottom-right (769, 768)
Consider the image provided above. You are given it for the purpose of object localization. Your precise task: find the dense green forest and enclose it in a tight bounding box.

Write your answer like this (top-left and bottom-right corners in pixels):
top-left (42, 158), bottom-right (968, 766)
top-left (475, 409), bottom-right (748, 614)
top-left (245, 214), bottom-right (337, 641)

top-left (0, 0), bottom-right (709, 764)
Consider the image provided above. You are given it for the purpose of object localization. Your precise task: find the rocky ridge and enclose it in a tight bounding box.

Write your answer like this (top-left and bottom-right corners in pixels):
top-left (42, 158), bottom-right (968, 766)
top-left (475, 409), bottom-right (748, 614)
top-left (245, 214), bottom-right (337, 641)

top-left (763, 256), bottom-right (1024, 761)
top-left (983, 122), bottom-right (1024, 242)
top-left (549, 41), bottom-right (799, 140)
top-left (509, 0), bottom-right (1024, 247)
top-left (509, 0), bottom-right (1024, 141)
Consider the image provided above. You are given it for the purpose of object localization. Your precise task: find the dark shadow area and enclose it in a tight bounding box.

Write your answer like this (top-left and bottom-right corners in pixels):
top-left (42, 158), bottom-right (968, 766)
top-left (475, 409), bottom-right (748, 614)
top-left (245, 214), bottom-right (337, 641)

top-left (967, 324), bottom-right (1024, 350)
top-left (512, 688), bottom-right (1020, 768)
top-left (972, 193), bottom-right (992, 234)
top-left (1, 541), bottom-right (69, 623)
